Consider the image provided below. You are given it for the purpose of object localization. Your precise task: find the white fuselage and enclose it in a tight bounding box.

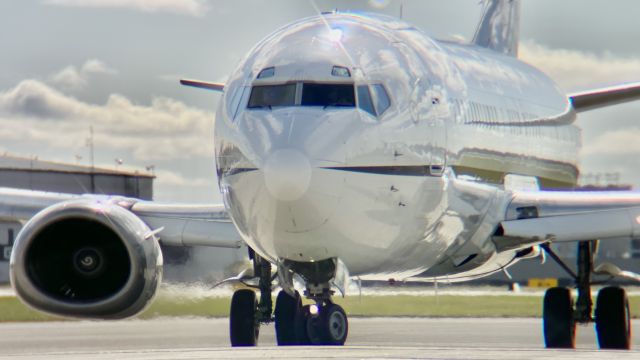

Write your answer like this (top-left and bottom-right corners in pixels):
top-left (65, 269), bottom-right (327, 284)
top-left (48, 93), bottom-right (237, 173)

top-left (214, 13), bottom-right (579, 281)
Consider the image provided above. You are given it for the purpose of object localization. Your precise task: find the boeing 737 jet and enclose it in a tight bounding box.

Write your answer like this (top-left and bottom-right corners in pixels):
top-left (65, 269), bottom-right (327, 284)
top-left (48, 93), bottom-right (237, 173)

top-left (3, 0), bottom-right (640, 350)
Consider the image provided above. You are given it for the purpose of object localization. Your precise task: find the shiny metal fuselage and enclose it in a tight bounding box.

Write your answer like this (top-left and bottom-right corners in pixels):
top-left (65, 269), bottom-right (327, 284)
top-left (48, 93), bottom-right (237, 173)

top-left (214, 14), bottom-right (579, 280)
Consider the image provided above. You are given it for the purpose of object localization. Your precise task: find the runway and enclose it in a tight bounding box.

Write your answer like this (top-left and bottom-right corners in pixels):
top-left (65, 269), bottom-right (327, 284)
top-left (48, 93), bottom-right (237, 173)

top-left (0, 317), bottom-right (638, 359)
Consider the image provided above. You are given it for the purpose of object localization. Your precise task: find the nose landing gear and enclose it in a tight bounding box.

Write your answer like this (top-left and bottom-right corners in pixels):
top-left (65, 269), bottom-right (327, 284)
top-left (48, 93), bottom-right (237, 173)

top-left (305, 302), bottom-right (349, 345)
top-left (274, 289), bottom-right (348, 345)
top-left (229, 254), bottom-right (349, 346)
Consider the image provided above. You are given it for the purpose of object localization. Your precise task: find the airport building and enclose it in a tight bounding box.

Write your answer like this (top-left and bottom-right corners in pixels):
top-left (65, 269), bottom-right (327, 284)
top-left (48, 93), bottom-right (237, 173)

top-left (0, 155), bottom-right (154, 199)
top-left (0, 155), bottom-right (155, 283)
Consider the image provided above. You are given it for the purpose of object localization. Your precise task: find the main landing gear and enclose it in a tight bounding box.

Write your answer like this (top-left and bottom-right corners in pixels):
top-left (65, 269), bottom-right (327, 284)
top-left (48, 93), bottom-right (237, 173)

top-left (541, 241), bottom-right (631, 350)
top-left (229, 249), bottom-right (272, 346)
top-left (229, 252), bottom-right (348, 346)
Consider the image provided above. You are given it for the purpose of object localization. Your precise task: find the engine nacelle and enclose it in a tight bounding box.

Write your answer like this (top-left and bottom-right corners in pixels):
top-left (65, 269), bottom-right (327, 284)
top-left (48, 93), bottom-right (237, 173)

top-left (10, 199), bottom-right (163, 319)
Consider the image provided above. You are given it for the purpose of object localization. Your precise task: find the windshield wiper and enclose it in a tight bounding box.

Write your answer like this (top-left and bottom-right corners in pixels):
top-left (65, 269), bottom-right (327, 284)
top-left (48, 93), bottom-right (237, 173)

top-left (247, 104), bottom-right (272, 110)
top-left (323, 103), bottom-right (353, 110)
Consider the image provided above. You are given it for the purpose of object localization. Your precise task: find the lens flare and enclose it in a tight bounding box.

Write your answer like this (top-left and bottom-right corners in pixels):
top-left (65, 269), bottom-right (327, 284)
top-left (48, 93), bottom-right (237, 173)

top-left (328, 28), bottom-right (343, 43)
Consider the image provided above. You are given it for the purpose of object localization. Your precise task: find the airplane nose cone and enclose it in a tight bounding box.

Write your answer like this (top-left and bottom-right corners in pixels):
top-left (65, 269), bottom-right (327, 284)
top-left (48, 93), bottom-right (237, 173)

top-left (264, 149), bottom-right (311, 201)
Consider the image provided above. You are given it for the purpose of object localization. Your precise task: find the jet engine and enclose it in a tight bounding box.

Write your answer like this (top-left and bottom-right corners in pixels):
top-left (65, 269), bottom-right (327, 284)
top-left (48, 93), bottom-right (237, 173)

top-left (10, 199), bottom-right (162, 319)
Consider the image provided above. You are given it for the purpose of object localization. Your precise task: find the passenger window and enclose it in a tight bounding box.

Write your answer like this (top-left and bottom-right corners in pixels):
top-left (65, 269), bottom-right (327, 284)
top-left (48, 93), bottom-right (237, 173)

top-left (301, 83), bottom-right (355, 107)
top-left (371, 84), bottom-right (390, 115)
top-left (357, 85), bottom-right (375, 116)
top-left (248, 84), bottom-right (296, 109)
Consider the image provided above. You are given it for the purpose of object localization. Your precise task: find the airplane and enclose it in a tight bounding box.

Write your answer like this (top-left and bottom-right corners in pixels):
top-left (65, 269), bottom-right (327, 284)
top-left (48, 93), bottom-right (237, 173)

top-left (3, 0), bottom-right (640, 350)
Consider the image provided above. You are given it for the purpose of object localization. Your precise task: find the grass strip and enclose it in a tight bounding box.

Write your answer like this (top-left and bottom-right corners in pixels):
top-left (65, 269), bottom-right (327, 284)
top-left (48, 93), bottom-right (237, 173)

top-left (0, 295), bottom-right (639, 322)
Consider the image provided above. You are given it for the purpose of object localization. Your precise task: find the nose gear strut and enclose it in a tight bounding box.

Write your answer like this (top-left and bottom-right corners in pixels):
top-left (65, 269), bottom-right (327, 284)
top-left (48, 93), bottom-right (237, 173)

top-left (229, 252), bottom-right (349, 346)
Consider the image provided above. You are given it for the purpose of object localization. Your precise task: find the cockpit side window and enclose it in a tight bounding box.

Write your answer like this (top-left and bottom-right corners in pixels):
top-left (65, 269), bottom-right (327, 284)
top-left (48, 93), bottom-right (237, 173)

top-left (301, 83), bottom-right (355, 107)
top-left (248, 84), bottom-right (296, 108)
top-left (357, 84), bottom-right (392, 118)
top-left (371, 84), bottom-right (391, 115)
top-left (357, 85), bottom-right (376, 116)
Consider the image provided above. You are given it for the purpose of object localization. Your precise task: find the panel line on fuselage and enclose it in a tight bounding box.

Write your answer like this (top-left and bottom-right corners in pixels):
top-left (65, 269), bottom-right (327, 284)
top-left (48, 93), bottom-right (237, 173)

top-left (321, 165), bottom-right (442, 177)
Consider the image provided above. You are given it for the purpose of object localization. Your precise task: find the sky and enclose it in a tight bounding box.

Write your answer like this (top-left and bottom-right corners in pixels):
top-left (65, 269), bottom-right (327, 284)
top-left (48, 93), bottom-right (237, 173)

top-left (1, 0), bottom-right (640, 203)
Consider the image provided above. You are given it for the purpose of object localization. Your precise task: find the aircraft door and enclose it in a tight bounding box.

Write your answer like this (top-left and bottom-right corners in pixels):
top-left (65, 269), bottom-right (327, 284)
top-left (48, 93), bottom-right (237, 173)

top-left (410, 77), bottom-right (447, 176)
top-left (429, 115), bottom-right (447, 177)
top-left (394, 41), bottom-right (448, 176)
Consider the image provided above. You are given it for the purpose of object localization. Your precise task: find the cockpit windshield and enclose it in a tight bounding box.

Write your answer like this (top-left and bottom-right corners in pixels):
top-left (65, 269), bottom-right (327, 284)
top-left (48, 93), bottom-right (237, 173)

top-left (301, 83), bottom-right (355, 107)
top-left (248, 84), bottom-right (296, 108)
top-left (247, 82), bottom-right (355, 109)
top-left (246, 81), bottom-right (388, 115)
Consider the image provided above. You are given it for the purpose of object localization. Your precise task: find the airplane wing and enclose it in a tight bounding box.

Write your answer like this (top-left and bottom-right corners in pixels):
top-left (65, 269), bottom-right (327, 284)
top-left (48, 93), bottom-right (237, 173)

top-left (0, 187), bottom-right (242, 248)
top-left (180, 79), bottom-right (225, 92)
top-left (569, 82), bottom-right (640, 112)
top-left (493, 190), bottom-right (640, 251)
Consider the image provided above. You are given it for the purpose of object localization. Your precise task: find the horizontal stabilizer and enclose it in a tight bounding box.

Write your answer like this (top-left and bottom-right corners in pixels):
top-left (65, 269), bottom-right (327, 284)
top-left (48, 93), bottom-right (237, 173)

top-left (180, 79), bottom-right (225, 92)
top-left (569, 82), bottom-right (640, 112)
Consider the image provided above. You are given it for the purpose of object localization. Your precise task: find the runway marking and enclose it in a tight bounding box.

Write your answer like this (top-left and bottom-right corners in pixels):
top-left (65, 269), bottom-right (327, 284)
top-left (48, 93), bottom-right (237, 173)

top-left (2, 346), bottom-right (640, 360)
top-left (0, 318), bottom-right (638, 359)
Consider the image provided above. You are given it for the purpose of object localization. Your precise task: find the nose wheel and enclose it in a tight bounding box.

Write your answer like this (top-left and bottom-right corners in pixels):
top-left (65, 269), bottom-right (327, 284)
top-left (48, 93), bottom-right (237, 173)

top-left (274, 290), bottom-right (302, 345)
top-left (305, 302), bottom-right (348, 345)
top-left (274, 290), bottom-right (349, 345)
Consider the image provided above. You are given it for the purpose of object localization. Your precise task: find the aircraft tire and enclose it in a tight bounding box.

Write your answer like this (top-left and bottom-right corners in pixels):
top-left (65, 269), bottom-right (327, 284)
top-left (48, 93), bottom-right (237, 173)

top-left (295, 304), bottom-right (312, 345)
top-left (306, 303), bottom-right (348, 345)
top-left (543, 287), bottom-right (575, 348)
top-left (230, 289), bottom-right (259, 346)
top-left (596, 286), bottom-right (631, 350)
top-left (274, 290), bottom-right (302, 345)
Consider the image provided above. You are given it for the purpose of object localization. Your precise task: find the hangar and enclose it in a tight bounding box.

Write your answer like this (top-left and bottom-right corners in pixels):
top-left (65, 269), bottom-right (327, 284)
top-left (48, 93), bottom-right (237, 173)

top-left (0, 155), bottom-right (153, 199)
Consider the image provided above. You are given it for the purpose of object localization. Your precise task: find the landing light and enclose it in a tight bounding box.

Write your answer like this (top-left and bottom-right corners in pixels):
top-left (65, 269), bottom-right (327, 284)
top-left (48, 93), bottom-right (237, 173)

top-left (309, 304), bottom-right (319, 315)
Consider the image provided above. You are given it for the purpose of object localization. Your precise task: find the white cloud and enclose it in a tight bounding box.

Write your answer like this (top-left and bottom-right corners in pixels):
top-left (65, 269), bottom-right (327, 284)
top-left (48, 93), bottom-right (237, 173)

top-left (522, 42), bottom-right (640, 188)
top-left (0, 79), bottom-right (219, 202)
top-left (582, 128), bottom-right (640, 156)
top-left (0, 79), bottom-right (215, 161)
top-left (520, 41), bottom-right (640, 91)
top-left (81, 59), bottom-right (117, 75)
top-left (49, 59), bottom-right (117, 91)
top-left (43, 0), bottom-right (210, 17)
top-left (154, 169), bottom-right (211, 187)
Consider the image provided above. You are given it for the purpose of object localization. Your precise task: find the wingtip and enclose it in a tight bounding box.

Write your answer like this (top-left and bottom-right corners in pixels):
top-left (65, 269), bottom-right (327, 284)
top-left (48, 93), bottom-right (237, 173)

top-left (180, 78), bottom-right (225, 92)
